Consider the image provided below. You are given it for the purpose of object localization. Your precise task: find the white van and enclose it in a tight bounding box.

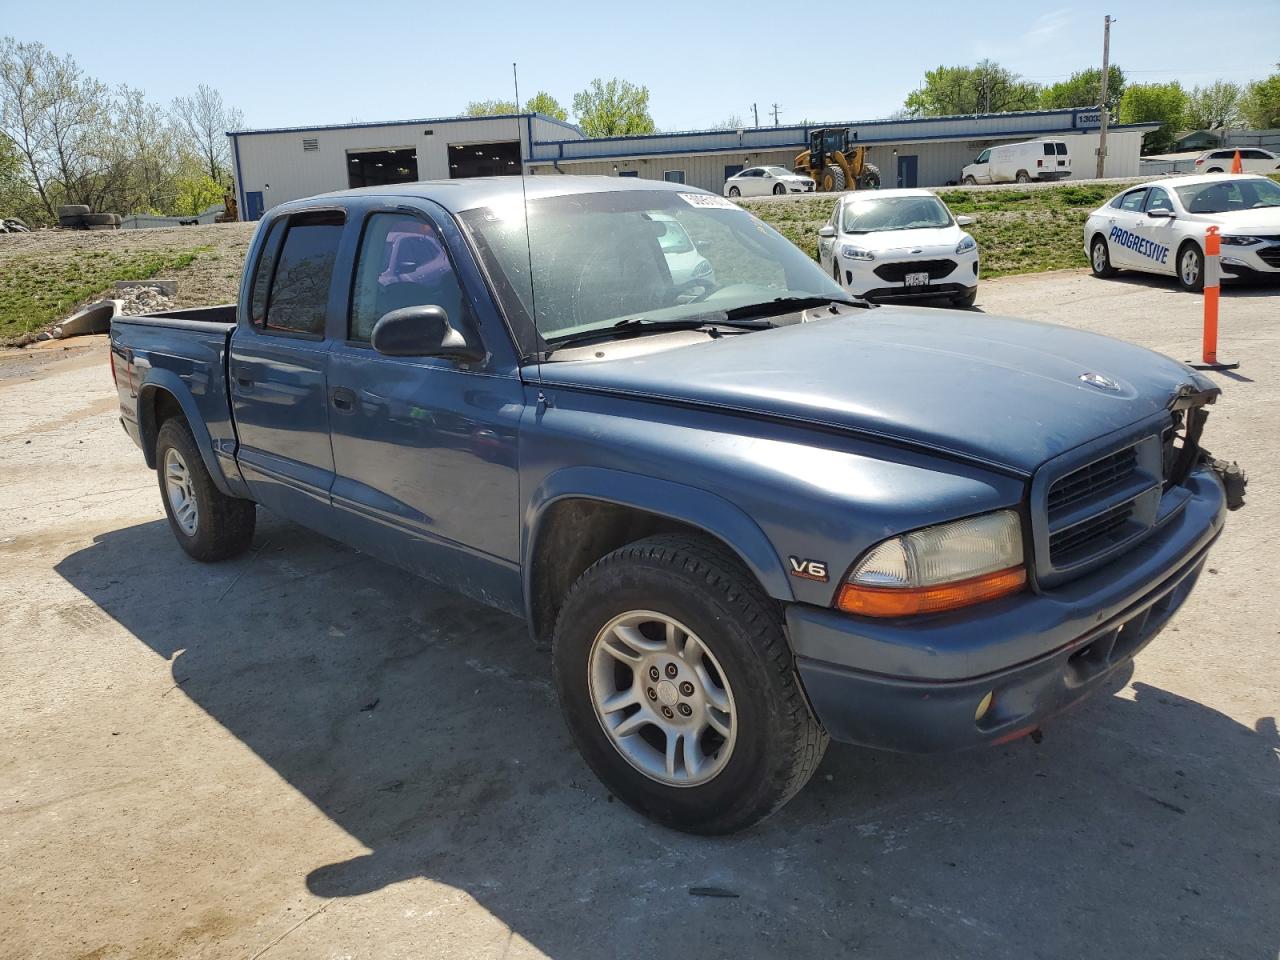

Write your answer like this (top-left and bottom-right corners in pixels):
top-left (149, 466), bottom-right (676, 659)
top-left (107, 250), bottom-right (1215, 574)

top-left (962, 139), bottom-right (1072, 185)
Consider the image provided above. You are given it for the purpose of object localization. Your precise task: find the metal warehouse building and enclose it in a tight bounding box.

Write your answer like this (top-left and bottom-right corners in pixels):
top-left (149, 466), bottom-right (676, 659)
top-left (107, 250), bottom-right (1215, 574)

top-left (229, 107), bottom-right (1156, 219)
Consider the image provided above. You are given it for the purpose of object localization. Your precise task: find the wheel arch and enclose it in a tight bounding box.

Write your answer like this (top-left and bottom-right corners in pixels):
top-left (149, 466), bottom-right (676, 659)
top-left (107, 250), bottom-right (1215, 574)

top-left (522, 467), bottom-right (794, 647)
top-left (137, 374), bottom-right (234, 496)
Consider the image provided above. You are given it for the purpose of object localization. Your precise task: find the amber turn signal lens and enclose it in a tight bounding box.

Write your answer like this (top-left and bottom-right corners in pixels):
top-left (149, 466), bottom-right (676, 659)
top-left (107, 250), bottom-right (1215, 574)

top-left (836, 565), bottom-right (1027, 617)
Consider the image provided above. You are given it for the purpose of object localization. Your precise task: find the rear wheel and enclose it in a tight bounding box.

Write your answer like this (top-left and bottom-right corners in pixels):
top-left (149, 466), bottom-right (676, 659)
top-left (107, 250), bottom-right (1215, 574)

top-left (728, 186), bottom-right (740, 198)
top-left (155, 418), bottom-right (256, 562)
top-left (1178, 242), bottom-right (1204, 292)
top-left (1090, 236), bottom-right (1117, 278)
top-left (552, 534), bottom-right (827, 834)
top-left (1015, 170), bottom-right (1032, 184)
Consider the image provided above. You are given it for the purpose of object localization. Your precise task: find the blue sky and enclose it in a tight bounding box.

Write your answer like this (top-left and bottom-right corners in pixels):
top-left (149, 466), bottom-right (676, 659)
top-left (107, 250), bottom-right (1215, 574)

top-left (3, 0), bottom-right (1276, 132)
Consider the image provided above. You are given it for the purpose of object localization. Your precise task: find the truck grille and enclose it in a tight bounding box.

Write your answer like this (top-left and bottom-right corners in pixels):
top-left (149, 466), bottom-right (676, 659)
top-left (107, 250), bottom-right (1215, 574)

top-left (1032, 426), bottom-right (1165, 586)
top-left (873, 259), bottom-right (956, 283)
top-left (1257, 244), bottom-right (1280, 268)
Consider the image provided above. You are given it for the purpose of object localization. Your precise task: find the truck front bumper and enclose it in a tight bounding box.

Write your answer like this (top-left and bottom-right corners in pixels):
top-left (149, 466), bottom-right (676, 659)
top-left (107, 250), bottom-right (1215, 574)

top-left (787, 467), bottom-right (1226, 752)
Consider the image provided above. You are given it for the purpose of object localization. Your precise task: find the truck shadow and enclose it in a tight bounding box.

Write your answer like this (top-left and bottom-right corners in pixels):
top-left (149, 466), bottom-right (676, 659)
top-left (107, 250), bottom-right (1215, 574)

top-left (55, 515), bottom-right (1280, 958)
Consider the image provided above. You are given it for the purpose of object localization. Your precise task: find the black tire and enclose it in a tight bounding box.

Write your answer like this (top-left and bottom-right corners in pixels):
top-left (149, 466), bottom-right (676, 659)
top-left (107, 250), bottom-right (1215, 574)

top-left (962, 176), bottom-right (977, 185)
top-left (58, 215), bottom-right (86, 229)
top-left (728, 186), bottom-right (740, 198)
top-left (833, 260), bottom-right (843, 286)
top-left (773, 183), bottom-right (786, 195)
top-left (951, 288), bottom-right (978, 308)
top-left (821, 165), bottom-right (846, 192)
top-left (1177, 242), bottom-right (1205, 292)
top-left (1090, 235), bottom-right (1117, 278)
top-left (1206, 167), bottom-right (1223, 173)
top-left (85, 224), bottom-right (115, 231)
top-left (552, 534), bottom-right (828, 835)
top-left (57, 204), bottom-right (90, 218)
top-left (1015, 170), bottom-right (1031, 184)
top-left (858, 163), bottom-right (881, 190)
top-left (155, 418), bottom-right (256, 562)
top-left (83, 213), bottom-right (117, 226)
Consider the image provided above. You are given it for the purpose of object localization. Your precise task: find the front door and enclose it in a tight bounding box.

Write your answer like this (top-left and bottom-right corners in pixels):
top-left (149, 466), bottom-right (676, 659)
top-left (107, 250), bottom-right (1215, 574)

top-left (229, 209), bottom-right (345, 528)
top-left (324, 208), bottom-right (525, 613)
top-left (245, 191), bottom-right (265, 221)
top-left (897, 154), bottom-right (918, 188)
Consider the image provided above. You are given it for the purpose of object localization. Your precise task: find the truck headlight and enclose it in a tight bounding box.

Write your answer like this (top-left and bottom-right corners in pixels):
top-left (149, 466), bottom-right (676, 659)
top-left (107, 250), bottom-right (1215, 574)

top-left (955, 233), bottom-right (977, 255)
top-left (835, 510), bottom-right (1026, 617)
top-left (841, 244), bottom-right (875, 261)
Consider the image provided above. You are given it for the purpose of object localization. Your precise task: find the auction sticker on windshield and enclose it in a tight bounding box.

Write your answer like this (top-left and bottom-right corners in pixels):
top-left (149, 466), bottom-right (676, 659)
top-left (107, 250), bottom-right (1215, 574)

top-left (679, 193), bottom-right (739, 210)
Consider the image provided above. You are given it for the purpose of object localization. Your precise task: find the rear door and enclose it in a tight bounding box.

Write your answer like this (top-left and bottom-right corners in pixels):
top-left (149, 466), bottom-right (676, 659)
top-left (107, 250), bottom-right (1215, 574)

top-left (323, 203), bottom-right (526, 612)
top-left (229, 209), bottom-right (345, 527)
top-left (1132, 186), bottom-right (1177, 275)
top-left (1106, 188), bottom-right (1149, 269)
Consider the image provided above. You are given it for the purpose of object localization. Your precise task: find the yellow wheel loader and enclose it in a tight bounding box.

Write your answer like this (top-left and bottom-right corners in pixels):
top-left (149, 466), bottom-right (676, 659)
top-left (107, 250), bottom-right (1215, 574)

top-left (793, 128), bottom-right (881, 192)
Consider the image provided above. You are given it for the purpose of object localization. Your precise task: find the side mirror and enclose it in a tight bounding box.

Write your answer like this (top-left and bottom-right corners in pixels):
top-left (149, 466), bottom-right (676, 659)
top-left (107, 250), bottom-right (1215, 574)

top-left (371, 304), bottom-right (484, 361)
top-left (818, 225), bottom-right (837, 238)
top-left (955, 215), bottom-right (975, 226)
top-left (1147, 209), bottom-right (1174, 219)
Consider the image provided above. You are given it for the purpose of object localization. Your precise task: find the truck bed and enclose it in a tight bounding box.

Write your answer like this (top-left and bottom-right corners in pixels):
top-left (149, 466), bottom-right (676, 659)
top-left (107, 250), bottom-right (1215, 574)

top-left (113, 304), bottom-right (237, 331)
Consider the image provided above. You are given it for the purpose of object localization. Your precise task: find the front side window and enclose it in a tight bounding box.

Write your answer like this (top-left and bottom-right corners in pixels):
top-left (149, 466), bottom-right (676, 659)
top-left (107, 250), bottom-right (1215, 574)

top-left (976, 150), bottom-right (991, 164)
top-left (263, 211), bottom-right (345, 335)
top-left (349, 213), bottom-right (467, 342)
top-left (458, 189), bottom-right (844, 346)
top-left (1145, 187), bottom-right (1173, 213)
top-left (841, 195), bottom-right (952, 233)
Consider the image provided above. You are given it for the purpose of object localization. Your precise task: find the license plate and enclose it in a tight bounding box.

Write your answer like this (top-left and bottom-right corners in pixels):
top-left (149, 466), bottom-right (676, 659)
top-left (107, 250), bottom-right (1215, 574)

top-left (905, 272), bottom-right (929, 287)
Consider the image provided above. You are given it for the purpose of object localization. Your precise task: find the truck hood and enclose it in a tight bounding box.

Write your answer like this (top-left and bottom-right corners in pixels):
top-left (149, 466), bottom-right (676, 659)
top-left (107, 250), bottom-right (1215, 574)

top-left (537, 307), bottom-right (1206, 475)
top-left (844, 225), bottom-right (965, 254)
top-left (1180, 208), bottom-right (1280, 233)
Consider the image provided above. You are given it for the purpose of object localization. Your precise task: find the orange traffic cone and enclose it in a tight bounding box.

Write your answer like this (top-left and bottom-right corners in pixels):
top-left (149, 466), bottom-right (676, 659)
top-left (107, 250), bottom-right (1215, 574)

top-left (1231, 149), bottom-right (1243, 173)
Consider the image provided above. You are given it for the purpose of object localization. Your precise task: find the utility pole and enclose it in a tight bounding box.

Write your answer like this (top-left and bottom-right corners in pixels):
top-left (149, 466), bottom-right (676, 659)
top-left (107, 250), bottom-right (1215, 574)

top-left (770, 103), bottom-right (781, 126)
top-left (1096, 14), bottom-right (1114, 180)
top-left (752, 102), bottom-right (759, 128)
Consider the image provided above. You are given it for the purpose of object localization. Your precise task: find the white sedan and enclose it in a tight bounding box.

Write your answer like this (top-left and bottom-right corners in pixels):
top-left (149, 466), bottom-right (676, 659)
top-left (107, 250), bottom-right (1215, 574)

top-left (817, 188), bottom-right (979, 307)
top-left (1084, 174), bottom-right (1280, 291)
top-left (724, 166), bottom-right (815, 198)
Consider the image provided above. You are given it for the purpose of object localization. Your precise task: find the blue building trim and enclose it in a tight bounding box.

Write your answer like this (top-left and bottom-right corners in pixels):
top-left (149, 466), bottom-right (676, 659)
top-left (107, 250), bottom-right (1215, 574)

top-left (230, 133), bottom-right (246, 223)
top-left (228, 111), bottom-right (582, 139)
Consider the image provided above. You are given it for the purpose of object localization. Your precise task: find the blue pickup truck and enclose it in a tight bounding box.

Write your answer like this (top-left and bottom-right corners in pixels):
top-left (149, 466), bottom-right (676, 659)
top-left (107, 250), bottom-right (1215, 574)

top-left (109, 176), bottom-right (1244, 834)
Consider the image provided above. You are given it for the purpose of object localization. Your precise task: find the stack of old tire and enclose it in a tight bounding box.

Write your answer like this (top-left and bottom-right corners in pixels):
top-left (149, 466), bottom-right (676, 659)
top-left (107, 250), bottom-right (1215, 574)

top-left (57, 204), bottom-right (121, 230)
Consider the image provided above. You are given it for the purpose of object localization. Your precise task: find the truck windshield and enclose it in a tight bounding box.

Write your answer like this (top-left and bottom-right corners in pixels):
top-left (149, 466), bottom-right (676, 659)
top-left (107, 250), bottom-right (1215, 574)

top-left (1174, 178), bottom-right (1280, 214)
top-left (842, 195), bottom-right (951, 233)
top-left (458, 189), bottom-right (845, 348)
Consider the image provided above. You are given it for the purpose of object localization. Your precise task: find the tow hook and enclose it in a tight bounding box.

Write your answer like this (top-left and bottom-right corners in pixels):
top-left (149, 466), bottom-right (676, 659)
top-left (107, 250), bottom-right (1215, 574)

top-left (1204, 455), bottom-right (1248, 510)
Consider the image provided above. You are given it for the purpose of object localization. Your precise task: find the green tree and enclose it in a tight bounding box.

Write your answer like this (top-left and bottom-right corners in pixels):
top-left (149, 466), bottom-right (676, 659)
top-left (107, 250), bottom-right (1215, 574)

top-left (172, 169), bottom-right (224, 216)
top-left (524, 91), bottom-right (568, 121)
top-left (1184, 80), bottom-right (1243, 130)
top-left (1240, 65), bottom-right (1280, 129)
top-left (572, 78), bottom-right (656, 137)
top-left (464, 99), bottom-right (518, 116)
top-left (1039, 66), bottom-right (1125, 112)
top-left (1117, 82), bottom-right (1187, 152)
top-left (904, 60), bottom-right (1040, 117)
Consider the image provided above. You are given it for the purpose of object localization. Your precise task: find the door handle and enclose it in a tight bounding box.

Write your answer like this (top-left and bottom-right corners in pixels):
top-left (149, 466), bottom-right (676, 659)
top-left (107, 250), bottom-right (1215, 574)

top-left (235, 376), bottom-right (254, 390)
top-left (331, 386), bottom-right (357, 413)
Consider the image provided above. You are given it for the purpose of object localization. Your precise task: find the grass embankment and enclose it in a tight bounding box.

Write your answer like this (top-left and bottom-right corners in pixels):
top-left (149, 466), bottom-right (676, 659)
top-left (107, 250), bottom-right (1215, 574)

top-left (743, 182), bottom-right (1141, 278)
top-left (0, 246), bottom-right (209, 340)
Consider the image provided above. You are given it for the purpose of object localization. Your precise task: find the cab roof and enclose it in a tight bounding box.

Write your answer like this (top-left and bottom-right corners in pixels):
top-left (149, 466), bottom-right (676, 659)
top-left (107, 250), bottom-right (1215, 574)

top-left (302, 175), bottom-right (699, 215)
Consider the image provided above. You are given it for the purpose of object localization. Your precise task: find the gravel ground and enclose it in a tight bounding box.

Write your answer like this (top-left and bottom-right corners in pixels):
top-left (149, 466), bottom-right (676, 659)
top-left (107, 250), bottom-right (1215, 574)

top-left (0, 269), bottom-right (1276, 960)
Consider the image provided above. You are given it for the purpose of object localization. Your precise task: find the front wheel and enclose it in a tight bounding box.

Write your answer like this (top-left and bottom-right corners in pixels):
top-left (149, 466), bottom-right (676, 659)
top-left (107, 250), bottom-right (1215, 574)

top-left (1090, 236), bottom-right (1117, 278)
top-left (951, 288), bottom-right (977, 308)
top-left (962, 175), bottom-right (977, 185)
top-left (1178, 243), bottom-right (1205, 292)
top-left (728, 186), bottom-right (740, 198)
top-left (156, 418), bottom-right (256, 562)
top-left (552, 535), bottom-right (827, 834)
top-left (772, 183), bottom-right (786, 195)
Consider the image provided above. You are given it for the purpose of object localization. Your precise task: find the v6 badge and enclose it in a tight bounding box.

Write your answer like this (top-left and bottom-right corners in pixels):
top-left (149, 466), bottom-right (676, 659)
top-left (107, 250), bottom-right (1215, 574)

top-left (788, 557), bottom-right (829, 582)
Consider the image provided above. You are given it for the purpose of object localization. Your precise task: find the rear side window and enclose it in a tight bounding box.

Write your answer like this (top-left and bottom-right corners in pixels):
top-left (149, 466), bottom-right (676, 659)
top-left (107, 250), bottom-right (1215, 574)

top-left (249, 219), bottom-right (285, 325)
top-left (264, 211), bottom-right (345, 335)
top-left (1043, 143), bottom-right (1055, 156)
top-left (1056, 142), bottom-right (1068, 155)
top-left (1119, 189), bottom-right (1147, 212)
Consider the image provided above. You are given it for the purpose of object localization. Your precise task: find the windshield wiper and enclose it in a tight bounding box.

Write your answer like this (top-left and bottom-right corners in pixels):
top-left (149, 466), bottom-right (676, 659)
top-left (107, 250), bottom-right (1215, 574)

top-left (723, 295), bottom-right (876, 321)
top-left (539, 316), bottom-right (769, 358)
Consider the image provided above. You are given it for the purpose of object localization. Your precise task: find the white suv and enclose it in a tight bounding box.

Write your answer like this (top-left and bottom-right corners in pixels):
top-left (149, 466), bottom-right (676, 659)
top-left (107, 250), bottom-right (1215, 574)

top-left (1194, 148), bottom-right (1280, 174)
